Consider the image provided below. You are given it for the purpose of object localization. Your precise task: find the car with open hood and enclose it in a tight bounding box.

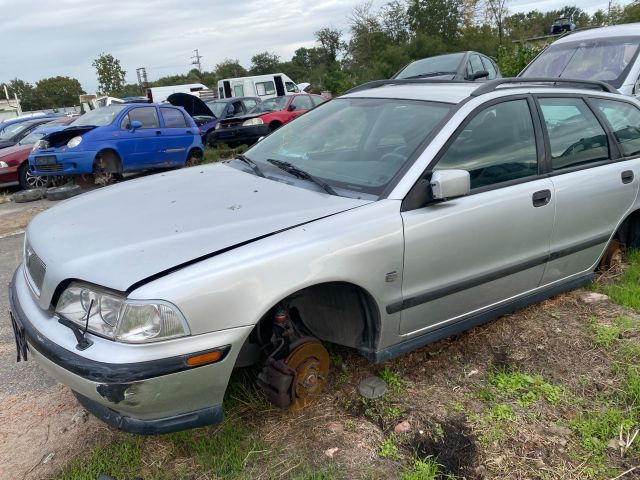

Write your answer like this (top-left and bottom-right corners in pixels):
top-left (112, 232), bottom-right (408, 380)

top-left (28, 104), bottom-right (203, 178)
top-left (167, 93), bottom-right (260, 146)
top-left (211, 93), bottom-right (325, 147)
top-left (0, 117), bottom-right (63, 150)
top-left (0, 116), bottom-right (77, 189)
top-left (10, 77), bottom-right (640, 435)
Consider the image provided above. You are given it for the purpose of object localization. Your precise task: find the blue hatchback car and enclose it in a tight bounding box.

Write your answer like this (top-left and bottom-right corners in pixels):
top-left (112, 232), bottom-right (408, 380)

top-left (29, 104), bottom-right (203, 177)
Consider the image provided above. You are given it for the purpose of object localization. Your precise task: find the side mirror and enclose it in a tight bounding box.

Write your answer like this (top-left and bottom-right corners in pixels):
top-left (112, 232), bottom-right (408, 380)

top-left (130, 120), bottom-right (143, 131)
top-left (468, 70), bottom-right (489, 81)
top-left (430, 170), bottom-right (470, 200)
top-left (288, 104), bottom-right (297, 111)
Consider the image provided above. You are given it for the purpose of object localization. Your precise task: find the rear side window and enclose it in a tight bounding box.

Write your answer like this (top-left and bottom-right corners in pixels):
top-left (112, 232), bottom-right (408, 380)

top-left (285, 82), bottom-right (297, 92)
top-left (435, 99), bottom-right (538, 189)
top-left (538, 98), bottom-right (609, 170)
top-left (292, 95), bottom-right (313, 110)
top-left (256, 81), bottom-right (275, 96)
top-left (126, 107), bottom-right (159, 129)
top-left (243, 99), bottom-right (258, 110)
top-left (160, 108), bottom-right (187, 128)
top-left (480, 56), bottom-right (497, 79)
top-left (593, 98), bottom-right (640, 157)
top-left (311, 95), bottom-right (325, 107)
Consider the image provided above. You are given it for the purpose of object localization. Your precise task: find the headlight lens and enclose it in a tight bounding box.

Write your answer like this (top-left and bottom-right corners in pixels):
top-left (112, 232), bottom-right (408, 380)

top-left (215, 123), bottom-right (221, 130)
top-left (67, 136), bottom-right (82, 148)
top-left (242, 117), bottom-right (263, 126)
top-left (55, 282), bottom-right (189, 343)
top-left (33, 139), bottom-right (49, 151)
top-left (0, 161), bottom-right (8, 169)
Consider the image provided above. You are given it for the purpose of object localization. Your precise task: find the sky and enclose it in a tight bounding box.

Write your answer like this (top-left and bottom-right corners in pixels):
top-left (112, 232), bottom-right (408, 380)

top-left (0, 0), bottom-right (630, 93)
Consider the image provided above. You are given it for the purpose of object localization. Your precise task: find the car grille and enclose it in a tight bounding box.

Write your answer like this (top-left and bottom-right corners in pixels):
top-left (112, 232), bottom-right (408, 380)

top-left (36, 164), bottom-right (63, 173)
top-left (25, 244), bottom-right (46, 294)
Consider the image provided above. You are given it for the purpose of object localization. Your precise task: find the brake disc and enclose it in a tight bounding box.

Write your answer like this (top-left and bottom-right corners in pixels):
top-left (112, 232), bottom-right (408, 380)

top-left (284, 338), bottom-right (330, 411)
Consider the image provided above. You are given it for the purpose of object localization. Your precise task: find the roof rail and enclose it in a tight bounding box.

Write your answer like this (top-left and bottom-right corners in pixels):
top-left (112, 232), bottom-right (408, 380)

top-left (471, 77), bottom-right (618, 96)
top-left (344, 78), bottom-right (475, 95)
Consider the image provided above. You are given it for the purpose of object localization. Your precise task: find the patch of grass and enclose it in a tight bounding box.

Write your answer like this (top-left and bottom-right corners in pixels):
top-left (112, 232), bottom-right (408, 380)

top-left (591, 315), bottom-right (636, 348)
top-left (489, 370), bottom-right (562, 407)
top-left (399, 457), bottom-right (440, 480)
top-left (200, 144), bottom-right (248, 164)
top-left (56, 437), bottom-right (144, 480)
top-left (379, 436), bottom-right (401, 460)
top-left (571, 407), bottom-right (636, 461)
top-left (380, 365), bottom-right (406, 394)
top-left (469, 404), bottom-right (515, 446)
top-left (599, 250), bottom-right (640, 309)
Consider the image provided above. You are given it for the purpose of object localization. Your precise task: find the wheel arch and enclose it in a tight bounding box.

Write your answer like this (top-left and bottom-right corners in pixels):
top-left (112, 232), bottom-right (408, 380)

top-left (615, 208), bottom-right (640, 250)
top-left (94, 148), bottom-right (123, 173)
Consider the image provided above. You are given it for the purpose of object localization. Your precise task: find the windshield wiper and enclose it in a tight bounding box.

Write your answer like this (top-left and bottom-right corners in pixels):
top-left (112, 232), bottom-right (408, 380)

top-left (402, 71), bottom-right (457, 79)
top-left (234, 154), bottom-right (265, 177)
top-left (266, 159), bottom-right (338, 196)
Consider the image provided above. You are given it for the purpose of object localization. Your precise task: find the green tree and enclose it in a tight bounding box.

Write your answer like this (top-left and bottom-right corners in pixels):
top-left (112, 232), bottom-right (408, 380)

top-left (92, 53), bottom-right (127, 96)
top-left (315, 27), bottom-right (346, 65)
top-left (214, 59), bottom-right (247, 79)
top-left (34, 76), bottom-right (84, 108)
top-left (250, 52), bottom-right (281, 75)
top-left (408, 0), bottom-right (464, 42)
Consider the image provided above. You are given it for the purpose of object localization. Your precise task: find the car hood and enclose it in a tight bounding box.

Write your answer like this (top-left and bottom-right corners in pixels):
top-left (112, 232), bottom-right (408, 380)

top-left (167, 93), bottom-right (215, 118)
top-left (43, 126), bottom-right (97, 148)
top-left (27, 163), bottom-right (371, 301)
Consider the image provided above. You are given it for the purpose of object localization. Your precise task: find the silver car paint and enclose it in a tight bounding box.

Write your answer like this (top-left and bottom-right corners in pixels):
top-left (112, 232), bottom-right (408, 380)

top-left (26, 163), bottom-right (370, 309)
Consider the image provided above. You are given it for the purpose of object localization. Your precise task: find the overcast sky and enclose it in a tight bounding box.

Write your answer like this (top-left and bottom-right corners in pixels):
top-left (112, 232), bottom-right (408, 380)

top-left (0, 0), bottom-right (630, 93)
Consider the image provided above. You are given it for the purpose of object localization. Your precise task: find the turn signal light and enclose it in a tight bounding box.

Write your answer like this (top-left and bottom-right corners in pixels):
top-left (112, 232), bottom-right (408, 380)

top-left (186, 349), bottom-right (225, 367)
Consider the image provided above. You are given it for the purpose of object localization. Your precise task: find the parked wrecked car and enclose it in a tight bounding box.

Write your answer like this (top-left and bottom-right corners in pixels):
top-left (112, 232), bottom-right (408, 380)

top-left (10, 77), bottom-right (640, 434)
top-left (167, 93), bottom-right (260, 146)
top-left (520, 23), bottom-right (640, 96)
top-left (211, 93), bottom-right (325, 147)
top-left (0, 117), bottom-right (63, 150)
top-left (0, 117), bottom-right (77, 189)
top-left (392, 51), bottom-right (501, 82)
top-left (29, 104), bottom-right (203, 178)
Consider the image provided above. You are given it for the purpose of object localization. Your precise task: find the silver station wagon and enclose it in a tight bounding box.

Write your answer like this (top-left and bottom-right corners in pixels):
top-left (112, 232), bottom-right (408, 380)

top-left (9, 78), bottom-right (640, 434)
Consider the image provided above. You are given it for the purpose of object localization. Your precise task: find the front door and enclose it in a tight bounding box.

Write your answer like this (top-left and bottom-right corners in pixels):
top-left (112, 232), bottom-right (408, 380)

top-left (117, 107), bottom-right (160, 169)
top-left (399, 97), bottom-right (555, 335)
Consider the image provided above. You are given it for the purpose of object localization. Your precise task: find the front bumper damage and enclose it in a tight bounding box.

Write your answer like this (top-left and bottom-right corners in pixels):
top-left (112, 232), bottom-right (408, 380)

top-left (8, 266), bottom-right (252, 435)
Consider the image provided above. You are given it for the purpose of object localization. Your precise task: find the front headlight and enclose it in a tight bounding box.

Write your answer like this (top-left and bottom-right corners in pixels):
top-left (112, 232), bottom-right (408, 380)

top-left (242, 117), bottom-right (263, 126)
top-left (215, 123), bottom-right (221, 130)
top-left (55, 282), bottom-right (189, 343)
top-left (0, 161), bottom-right (8, 169)
top-left (33, 139), bottom-right (49, 151)
top-left (67, 136), bottom-right (82, 148)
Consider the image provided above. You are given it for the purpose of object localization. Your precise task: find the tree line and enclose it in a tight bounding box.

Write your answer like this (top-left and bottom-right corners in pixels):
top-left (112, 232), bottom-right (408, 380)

top-left (4, 0), bottom-right (640, 111)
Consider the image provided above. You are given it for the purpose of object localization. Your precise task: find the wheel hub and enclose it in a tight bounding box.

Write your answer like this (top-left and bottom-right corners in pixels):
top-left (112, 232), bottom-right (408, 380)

top-left (599, 239), bottom-right (624, 272)
top-left (285, 339), bottom-right (330, 411)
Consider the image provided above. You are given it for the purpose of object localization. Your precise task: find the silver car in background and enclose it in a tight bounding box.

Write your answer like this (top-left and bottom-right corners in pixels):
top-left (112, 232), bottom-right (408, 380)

top-left (9, 77), bottom-right (640, 434)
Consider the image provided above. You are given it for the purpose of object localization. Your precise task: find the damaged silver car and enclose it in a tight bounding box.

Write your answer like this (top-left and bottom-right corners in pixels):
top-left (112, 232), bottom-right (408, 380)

top-left (9, 77), bottom-right (640, 434)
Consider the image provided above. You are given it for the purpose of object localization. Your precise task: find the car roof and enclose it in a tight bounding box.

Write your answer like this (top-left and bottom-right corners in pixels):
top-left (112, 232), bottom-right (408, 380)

top-left (555, 23), bottom-right (640, 43)
top-left (342, 83), bottom-right (478, 104)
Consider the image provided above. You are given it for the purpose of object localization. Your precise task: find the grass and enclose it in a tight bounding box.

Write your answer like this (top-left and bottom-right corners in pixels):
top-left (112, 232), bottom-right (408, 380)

top-left (379, 436), bottom-right (401, 460)
top-left (200, 143), bottom-right (248, 164)
top-left (379, 365), bottom-right (406, 394)
top-left (488, 370), bottom-right (562, 407)
top-left (598, 250), bottom-right (640, 309)
top-left (399, 458), bottom-right (440, 480)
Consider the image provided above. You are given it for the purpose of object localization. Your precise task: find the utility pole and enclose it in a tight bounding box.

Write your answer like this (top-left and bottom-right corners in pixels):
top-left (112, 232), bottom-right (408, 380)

top-left (191, 49), bottom-right (203, 74)
top-left (135, 67), bottom-right (148, 93)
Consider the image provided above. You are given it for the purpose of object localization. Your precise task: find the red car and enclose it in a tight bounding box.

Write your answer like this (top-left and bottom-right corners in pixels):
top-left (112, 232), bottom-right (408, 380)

top-left (212, 93), bottom-right (326, 147)
top-left (0, 116), bottom-right (77, 190)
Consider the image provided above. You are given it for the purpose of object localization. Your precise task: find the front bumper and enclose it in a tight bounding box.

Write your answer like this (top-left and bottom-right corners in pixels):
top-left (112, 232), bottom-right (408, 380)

top-left (8, 266), bottom-right (251, 434)
top-left (212, 124), bottom-right (270, 147)
top-left (29, 150), bottom-right (97, 176)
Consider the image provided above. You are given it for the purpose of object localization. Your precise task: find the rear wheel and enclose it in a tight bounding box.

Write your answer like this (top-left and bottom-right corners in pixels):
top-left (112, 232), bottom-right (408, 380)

top-left (599, 239), bottom-right (624, 272)
top-left (18, 163), bottom-right (49, 190)
top-left (185, 148), bottom-right (203, 167)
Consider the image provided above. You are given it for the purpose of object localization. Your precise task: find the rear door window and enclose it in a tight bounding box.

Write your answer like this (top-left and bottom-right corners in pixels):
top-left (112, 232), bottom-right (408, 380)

top-left (160, 107), bottom-right (187, 128)
top-left (127, 107), bottom-right (160, 129)
top-left (292, 95), bottom-right (313, 110)
top-left (243, 99), bottom-right (258, 110)
top-left (538, 98), bottom-right (609, 170)
top-left (311, 96), bottom-right (326, 107)
top-left (593, 98), bottom-right (640, 157)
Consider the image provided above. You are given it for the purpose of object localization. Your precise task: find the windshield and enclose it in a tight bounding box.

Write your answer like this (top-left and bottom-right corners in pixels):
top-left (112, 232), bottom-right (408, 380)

top-left (394, 53), bottom-right (465, 79)
top-left (243, 98), bottom-right (451, 197)
top-left (0, 122), bottom-right (29, 140)
top-left (73, 105), bottom-right (128, 126)
top-left (521, 36), bottom-right (640, 88)
top-left (206, 101), bottom-right (227, 117)
top-left (248, 96), bottom-right (288, 114)
top-left (19, 131), bottom-right (46, 145)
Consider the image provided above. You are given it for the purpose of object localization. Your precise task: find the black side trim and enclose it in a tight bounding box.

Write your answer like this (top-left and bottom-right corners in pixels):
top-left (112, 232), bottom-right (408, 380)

top-left (387, 233), bottom-right (610, 314)
top-left (8, 270), bottom-right (229, 383)
top-left (369, 273), bottom-right (592, 363)
top-left (73, 392), bottom-right (223, 435)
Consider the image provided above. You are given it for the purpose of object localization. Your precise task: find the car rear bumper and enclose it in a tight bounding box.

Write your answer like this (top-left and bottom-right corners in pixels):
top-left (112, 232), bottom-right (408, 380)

top-left (8, 265), bottom-right (250, 434)
top-left (212, 124), bottom-right (270, 146)
top-left (29, 150), bottom-right (96, 176)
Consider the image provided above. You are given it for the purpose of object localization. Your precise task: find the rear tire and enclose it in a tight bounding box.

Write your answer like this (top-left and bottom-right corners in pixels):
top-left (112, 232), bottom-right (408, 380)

top-left (185, 148), bottom-right (203, 167)
top-left (18, 163), bottom-right (49, 190)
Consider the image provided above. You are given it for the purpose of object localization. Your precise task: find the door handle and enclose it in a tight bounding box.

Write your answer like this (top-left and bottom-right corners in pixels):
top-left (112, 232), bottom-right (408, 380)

top-left (155, 130), bottom-right (162, 135)
top-left (622, 170), bottom-right (634, 184)
top-left (186, 130), bottom-right (192, 134)
top-left (532, 189), bottom-right (551, 207)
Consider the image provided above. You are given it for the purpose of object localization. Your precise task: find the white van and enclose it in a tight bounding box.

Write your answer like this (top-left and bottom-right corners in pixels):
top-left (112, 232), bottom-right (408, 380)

top-left (217, 74), bottom-right (299, 100)
top-left (146, 83), bottom-right (208, 103)
top-left (520, 23), bottom-right (640, 96)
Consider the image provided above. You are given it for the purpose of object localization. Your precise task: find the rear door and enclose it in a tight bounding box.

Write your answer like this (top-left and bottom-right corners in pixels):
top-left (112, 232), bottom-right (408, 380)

top-left (399, 97), bottom-right (555, 335)
top-left (158, 107), bottom-right (194, 166)
top-left (537, 96), bottom-right (640, 285)
top-left (288, 95), bottom-right (313, 121)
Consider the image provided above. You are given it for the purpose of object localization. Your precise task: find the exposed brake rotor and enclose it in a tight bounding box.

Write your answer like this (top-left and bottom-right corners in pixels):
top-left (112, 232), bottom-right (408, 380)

top-left (285, 338), bottom-right (330, 411)
top-left (599, 239), bottom-right (624, 272)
